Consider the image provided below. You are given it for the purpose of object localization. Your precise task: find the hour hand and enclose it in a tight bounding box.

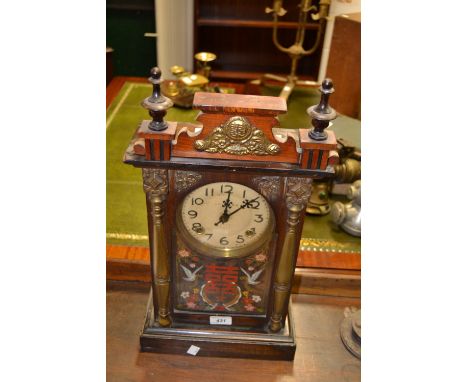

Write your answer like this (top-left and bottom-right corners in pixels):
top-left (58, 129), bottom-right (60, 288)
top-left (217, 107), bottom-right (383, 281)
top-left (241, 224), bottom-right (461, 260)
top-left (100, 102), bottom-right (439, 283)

top-left (214, 213), bottom-right (229, 226)
top-left (215, 192), bottom-right (232, 226)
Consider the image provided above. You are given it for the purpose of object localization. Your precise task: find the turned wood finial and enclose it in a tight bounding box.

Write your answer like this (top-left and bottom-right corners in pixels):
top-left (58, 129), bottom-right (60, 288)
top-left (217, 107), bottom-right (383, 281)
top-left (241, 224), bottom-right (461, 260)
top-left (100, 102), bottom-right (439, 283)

top-left (148, 67), bottom-right (163, 102)
top-left (141, 66), bottom-right (174, 131)
top-left (307, 78), bottom-right (337, 141)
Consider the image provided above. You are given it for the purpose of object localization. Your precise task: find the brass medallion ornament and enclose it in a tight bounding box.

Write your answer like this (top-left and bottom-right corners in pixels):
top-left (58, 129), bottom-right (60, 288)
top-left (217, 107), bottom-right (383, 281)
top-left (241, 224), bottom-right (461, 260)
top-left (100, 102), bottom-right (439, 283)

top-left (195, 116), bottom-right (280, 156)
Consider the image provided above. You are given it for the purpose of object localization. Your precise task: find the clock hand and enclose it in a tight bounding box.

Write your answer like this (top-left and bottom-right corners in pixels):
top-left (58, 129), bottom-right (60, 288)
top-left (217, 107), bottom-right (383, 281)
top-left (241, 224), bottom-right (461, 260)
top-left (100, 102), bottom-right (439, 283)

top-left (214, 191), bottom-right (232, 226)
top-left (223, 191), bottom-right (232, 215)
top-left (214, 214), bottom-right (228, 226)
top-left (225, 196), bottom-right (260, 218)
top-left (214, 195), bottom-right (259, 226)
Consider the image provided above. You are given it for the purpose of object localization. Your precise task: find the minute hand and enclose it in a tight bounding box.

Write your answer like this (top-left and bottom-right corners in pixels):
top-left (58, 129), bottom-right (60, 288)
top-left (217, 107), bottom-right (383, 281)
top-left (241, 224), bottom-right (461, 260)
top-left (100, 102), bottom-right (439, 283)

top-left (226, 196), bottom-right (260, 218)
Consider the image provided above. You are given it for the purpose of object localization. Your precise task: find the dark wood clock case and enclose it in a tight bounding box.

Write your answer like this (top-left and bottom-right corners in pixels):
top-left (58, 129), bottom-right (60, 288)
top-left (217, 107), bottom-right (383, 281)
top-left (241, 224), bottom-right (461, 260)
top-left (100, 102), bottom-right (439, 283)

top-left (123, 69), bottom-right (338, 360)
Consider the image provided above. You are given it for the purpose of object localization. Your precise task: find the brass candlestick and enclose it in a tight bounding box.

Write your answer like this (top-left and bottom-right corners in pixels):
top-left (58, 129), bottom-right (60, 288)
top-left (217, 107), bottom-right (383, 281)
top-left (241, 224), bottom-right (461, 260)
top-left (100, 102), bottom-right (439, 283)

top-left (259, 0), bottom-right (331, 100)
top-left (194, 51), bottom-right (217, 79)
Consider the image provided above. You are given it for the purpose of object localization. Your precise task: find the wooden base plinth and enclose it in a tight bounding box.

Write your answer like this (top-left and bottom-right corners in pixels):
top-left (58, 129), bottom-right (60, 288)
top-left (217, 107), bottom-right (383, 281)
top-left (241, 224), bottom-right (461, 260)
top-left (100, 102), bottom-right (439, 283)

top-left (140, 293), bottom-right (296, 360)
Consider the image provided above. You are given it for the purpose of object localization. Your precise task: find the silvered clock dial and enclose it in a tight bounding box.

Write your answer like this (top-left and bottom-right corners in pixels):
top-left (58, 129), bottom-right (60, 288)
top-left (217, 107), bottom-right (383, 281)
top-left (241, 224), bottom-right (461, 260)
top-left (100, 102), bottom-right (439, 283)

top-left (176, 182), bottom-right (275, 258)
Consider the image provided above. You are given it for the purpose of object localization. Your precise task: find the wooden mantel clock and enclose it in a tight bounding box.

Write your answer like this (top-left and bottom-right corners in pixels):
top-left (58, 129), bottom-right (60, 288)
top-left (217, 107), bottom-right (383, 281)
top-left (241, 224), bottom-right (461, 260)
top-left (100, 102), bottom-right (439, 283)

top-left (123, 67), bottom-right (339, 360)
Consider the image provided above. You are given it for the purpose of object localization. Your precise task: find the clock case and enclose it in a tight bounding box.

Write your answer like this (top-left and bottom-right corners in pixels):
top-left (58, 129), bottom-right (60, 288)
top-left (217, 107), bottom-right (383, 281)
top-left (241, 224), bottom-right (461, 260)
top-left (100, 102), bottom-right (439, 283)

top-left (123, 84), bottom-right (338, 360)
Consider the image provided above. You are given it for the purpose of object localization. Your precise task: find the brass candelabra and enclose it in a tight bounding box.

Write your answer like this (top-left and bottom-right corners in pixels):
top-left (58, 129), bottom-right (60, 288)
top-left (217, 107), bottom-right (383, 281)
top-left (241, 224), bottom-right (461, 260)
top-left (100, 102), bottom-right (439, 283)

top-left (257, 0), bottom-right (331, 100)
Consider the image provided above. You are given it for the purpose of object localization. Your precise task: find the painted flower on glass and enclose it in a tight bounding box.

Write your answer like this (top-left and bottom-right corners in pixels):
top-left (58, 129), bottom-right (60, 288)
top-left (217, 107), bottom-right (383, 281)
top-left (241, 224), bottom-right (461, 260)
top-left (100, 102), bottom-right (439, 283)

top-left (178, 249), bottom-right (190, 258)
top-left (189, 263), bottom-right (196, 268)
top-left (252, 295), bottom-right (261, 303)
top-left (193, 288), bottom-right (200, 294)
top-left (180, 291), bottom-right (190, 299)
top-left (248, 266), bottom-right (254, 271)
top-left (244, 304), bottom-right (255, 311)
top-left (255, 253), bottom-right (267, 262)
top-left (187, 301), bottom-right (197, 309)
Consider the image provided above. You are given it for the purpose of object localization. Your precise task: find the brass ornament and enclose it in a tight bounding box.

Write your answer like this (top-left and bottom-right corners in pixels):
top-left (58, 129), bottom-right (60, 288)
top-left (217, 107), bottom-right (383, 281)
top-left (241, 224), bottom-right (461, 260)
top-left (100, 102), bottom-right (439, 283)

top-left (306, 181), bottom-right (331, 215)
top-left (194, 116), bottom-right (280, 156)
top-left (161, 66), bottom-right (210, 108)
top-left (252, 176), bottom-right (281, 200)
top-left (285, 177), bottom-right (312, 209)
top-left (174, 170), bottom-right (202, 192)
top-left (334, 158), bottom-right (361, 183)
top-left (142, 168), bottom-right (168, 196)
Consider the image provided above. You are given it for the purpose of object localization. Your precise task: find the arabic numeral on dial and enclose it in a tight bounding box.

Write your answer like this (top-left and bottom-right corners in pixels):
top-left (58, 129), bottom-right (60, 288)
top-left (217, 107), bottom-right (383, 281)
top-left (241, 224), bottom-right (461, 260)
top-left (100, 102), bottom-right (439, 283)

top-left (205, 233), bottom-right (213, 240)
top-left (221, 184), bottom-right (233, 194)
top-left (192, 223), bottom-right (202, 231)
top-left (236, 235), bottom-right (245, 244)
top-left (254, 214), bottom-right (263, 222)
top-left (219, 237), bottom-right (229, 245)
top-left (205, 188), bottom-right (214, 196)
top-left (246, 227), bottom-right (256, 237)
top-left (188, 210), bottom-right (197, 218)
top-left (192, 197), bottom-right (204, 205)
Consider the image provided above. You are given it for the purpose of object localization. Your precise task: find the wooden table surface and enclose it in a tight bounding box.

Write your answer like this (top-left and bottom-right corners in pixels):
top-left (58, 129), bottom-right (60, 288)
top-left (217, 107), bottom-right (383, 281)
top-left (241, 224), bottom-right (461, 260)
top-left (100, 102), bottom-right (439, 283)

top-left (107, 281), bottom-right (361, 382)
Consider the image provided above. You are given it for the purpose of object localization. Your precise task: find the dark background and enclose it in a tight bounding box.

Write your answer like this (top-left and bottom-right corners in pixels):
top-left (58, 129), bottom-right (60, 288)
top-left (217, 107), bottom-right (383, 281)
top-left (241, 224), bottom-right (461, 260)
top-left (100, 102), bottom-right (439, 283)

top-left (106, 0), bottom-right (323, 79)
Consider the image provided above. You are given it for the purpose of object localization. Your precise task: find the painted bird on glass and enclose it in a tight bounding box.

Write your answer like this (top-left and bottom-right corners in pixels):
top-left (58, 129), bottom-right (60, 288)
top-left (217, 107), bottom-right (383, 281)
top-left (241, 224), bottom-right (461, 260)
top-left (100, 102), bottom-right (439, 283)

top-left (240, 267), bottom-right (264, 285)
top-left (180, 264), bottom-right (204, 282)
